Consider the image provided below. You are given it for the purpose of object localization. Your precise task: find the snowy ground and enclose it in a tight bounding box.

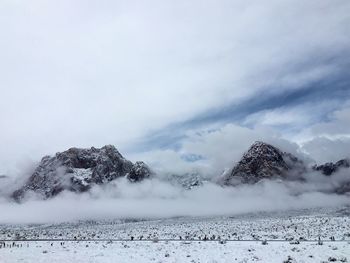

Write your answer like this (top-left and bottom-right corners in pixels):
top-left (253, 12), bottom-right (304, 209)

top-left (1, 206), bottom-right (350, 262)
top-left (1, 240), bottom-right (349, 263)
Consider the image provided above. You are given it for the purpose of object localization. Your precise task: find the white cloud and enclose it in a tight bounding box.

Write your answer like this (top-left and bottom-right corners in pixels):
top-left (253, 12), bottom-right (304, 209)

top-left (295, 102), bottom-right (350, 163)
top-left (310, 105), bottom-right (350, 137)
top-left (134, 99), bottom-right (350, 175)
top-left (243, 100), bottom-right (338, 128)
top-left (1, 177), bottom-right (349, 224)
top-left (132, 124), bottom-right (304, 177)
top-left (1, 0), bottom-right (350, 172)
top-left (301, 137), bottom-right (350, 164)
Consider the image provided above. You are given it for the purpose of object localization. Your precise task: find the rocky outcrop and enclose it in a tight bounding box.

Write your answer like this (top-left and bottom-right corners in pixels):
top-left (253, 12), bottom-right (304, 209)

top-left (312, 159), bottom-right (350, 176)
top-left (12, 145), bottom-right (152, 201)
top-left (220, 141), bottom-right (305, 185)
top-left (126, 161), bottom-right (153, 182)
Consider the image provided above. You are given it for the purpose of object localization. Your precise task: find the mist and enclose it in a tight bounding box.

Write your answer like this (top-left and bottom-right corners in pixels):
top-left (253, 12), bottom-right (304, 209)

top-left (1, 172), bottom-right (349, 224)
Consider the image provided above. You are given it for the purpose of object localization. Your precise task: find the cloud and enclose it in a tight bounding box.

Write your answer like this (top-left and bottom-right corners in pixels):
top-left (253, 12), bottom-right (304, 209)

top-left (301, 137), bottom-right (350, 164)
top-left (243, 100), bottom-right (340, 129)
top-left (134, 98), bottom-right (350, 176)
top-left (130, 123), bottom-right (306, 178)
top-left (1, 176), bottom-right (349, 224)
top-left (1, 0), bottom-right (350, 172)
top-left (296, 102), bottom-right (350, 163)
top-left (310, 103), bottom-right (350, 137)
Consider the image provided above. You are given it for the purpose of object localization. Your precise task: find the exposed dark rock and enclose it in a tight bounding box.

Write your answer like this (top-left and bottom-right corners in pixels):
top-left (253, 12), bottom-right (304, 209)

top-left (12, 145), bottom-right (151, 201)
top-left (221, 141), bottom-right (305, 185)
top-left (312, 159), bottom-right (350, 176)
top-left (126, 161), bottom-right (152, 182)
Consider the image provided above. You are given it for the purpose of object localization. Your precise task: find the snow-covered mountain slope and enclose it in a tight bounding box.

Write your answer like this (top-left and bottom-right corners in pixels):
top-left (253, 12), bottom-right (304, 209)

top-left (12, 145), bottom-right (152, 201)
top-left (219, 141), bottom-right (306, 185)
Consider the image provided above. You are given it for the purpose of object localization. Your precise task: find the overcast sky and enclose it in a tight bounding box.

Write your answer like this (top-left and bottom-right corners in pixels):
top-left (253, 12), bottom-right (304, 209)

top-left (1, 0), bottom-right (350, 175)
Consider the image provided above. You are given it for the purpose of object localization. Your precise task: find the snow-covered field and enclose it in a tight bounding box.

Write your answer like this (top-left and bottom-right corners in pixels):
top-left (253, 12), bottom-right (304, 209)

top-left (1, 240), bottom-right (349, 263)
top-left (1, 206), bottom-right (350, 262)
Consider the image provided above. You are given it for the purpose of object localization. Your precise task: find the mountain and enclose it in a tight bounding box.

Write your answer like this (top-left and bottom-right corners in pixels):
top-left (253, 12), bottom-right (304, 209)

top-left (312, 159), bottom-right (350, 176)
top-left (12, 145), bottom-right (152, 201)
top-left (219, 141), bottom-right (306, 185)
top-left (10, 142), bottom-right (350, 201)
top-left (219, 141), bottom-right (350, 194)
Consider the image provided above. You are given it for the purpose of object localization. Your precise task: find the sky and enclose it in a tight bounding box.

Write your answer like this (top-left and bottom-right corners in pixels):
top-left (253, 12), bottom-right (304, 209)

top-left (1, 0), bottom-right (350, 176)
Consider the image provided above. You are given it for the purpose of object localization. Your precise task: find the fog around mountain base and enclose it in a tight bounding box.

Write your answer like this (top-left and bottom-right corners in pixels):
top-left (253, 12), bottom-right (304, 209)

top-left (0, 171), bottom-right (349, 224)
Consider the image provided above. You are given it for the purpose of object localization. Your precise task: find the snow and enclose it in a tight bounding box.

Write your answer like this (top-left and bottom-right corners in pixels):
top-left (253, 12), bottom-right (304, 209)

top-left (0, 207), bottom-right (350, 262)
top-left (71, 168), bottom-right (93, 187)
top-left (0, 240), bottom-right (349, 263)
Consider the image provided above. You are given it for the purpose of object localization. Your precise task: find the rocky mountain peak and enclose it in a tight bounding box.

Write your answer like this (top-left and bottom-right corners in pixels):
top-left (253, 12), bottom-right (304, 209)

top-left (221, 141), bottom-right (304, 185)
top-left (243, 141), bottom-right (284, 161)
top-left (12, 145), bottom-right (151, 201)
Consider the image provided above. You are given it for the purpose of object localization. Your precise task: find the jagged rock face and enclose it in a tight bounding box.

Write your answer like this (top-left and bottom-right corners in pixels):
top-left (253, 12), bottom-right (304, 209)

top-left (221, 141), bottom-right (305, 185)
top-left (126, 161), bottom-right (152, 182)
top-left (312, 159), bottom-right (350, 176)
top-left (12, 145), bottom-right (151, 201)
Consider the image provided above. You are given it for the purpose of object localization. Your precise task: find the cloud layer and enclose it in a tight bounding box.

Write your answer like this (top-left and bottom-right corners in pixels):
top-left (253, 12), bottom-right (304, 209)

top-left (1, 0), bottom-right (350, 173)
top-left (1, 174), bottom-right (349, 224)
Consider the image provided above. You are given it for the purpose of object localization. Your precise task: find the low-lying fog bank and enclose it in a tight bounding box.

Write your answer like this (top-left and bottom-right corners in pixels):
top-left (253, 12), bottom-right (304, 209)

top-left (0, 176), bottom-right (349, 224)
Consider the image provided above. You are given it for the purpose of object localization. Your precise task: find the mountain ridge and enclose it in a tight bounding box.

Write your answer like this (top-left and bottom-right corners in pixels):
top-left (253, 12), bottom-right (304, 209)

top-left (10, 142), bottom-right (350, 202)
